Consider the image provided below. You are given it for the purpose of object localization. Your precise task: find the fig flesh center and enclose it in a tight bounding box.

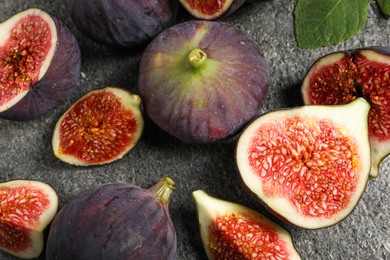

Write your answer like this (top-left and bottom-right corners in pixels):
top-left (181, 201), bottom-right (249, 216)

top-left (57, 91), bottom-right (138, 164)
top-left (209, 213), bottom-right (291, 259)
top-left (0, 14), bottom-right (53, 111)
top-left (0, 186), bottom-right (51, 253)
top-left (186, 0), bottom-right (227, 16)
top-left (248, 117), bottom-right (360, 218)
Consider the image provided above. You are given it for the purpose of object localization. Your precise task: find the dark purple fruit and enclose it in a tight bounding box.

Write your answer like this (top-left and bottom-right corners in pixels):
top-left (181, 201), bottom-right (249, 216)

top-left (65, 0), bottom-right (178, 47)
top-left (236, 99), bottom-right (371, 229)
top-left (52, 87), bottom-right (144, 166)
top-left (179, 0), bottom-right (246, 20)
top-left (0, 8), bottom-right (81, 120)
top-left (0, 180), bottom-right (58, 259)
top-left (193, 190), bottom-right (302, 259)
top-left (138, 20), bottom-right (270, 144)
top-left (301, 47), bottom-right (390, 179)
top-left (46, 177), bottom-right (176, 260)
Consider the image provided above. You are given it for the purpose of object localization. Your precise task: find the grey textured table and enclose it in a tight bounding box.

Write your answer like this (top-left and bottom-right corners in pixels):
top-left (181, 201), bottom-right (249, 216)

top-left (1, 1), bottom-right (389, 259)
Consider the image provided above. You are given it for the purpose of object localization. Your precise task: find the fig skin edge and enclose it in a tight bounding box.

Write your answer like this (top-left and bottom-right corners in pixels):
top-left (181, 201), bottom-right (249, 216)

top-left (0, 8), bottom-right (81, 120)
top-left (235, 99), bottom-right (371, 229)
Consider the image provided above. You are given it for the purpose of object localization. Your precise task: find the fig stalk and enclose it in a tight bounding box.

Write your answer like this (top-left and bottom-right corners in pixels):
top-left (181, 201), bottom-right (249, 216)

top-left (188, 48), bottom-right (208, 69)
top-left (150, 177), bottom-right (175, 205)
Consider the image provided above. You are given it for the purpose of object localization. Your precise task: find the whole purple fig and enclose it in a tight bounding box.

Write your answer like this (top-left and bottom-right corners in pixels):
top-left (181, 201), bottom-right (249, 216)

top-left (65, 0), bottom-right (178, 47)
top-left (0, 8), bottom-right (81, 120)
top-left (46, 177), bottom-right (176, 260)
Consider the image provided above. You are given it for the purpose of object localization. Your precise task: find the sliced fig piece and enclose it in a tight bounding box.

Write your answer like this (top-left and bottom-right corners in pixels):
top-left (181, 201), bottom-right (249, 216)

top-left (193, 190), bottom-right (301, 260)
top-left (0, 180), bottom-right (58, 259)
top-left (138, 20), bottom-right (269, 144)
top-left (52, 87), bottom-right (144, 166)
top-left (46, 177), bottom-right (176, 260)
top-left (236, 98), bottom-right (371, 229)
top-left (179, 0), bottom-right (246, 20)
top-left (301, 47), bottom-right (390, 178)
top-left (65, 0), bottom-right (178, 47)
top-left (0, 8), bottom-right (81, 120)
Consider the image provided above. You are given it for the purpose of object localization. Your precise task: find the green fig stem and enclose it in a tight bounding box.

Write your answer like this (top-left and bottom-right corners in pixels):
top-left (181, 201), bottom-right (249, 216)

top-left (188, 48), bottom-right (207, 69)
top-left (150, 177), bottom-right (175, 206)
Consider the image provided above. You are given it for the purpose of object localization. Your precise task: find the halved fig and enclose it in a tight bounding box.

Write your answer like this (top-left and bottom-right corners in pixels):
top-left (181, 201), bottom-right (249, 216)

top-left (65, 0), bottom-right (178, 47)
top-left (236, 98), bottom-right (371, 229)
top-left (179, 0), bottom-right (246, 20)
top-left (138, 20), bottom-right (270, 144)
top-left (52, 87), bottom-right (144, 166)
top-left (0, 180), bottom-right (58, 259)
top-left (301, 47), bottom-right (390, 179)
top-left (0, 8), bottom-right (81, 120)
top-left (46, 177), bottom-right (176, 260)
top-left (193, 190), bottom-right (301, 259)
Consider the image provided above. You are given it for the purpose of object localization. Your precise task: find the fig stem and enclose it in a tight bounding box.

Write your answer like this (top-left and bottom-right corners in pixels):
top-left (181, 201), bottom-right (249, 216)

top-left (150, 177), bottom-right (175, 206)
top-left (188, 48), bottom-right (207, 69)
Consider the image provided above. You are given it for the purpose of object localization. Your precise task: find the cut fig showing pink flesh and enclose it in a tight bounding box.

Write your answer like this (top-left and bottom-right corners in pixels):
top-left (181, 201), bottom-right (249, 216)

top-left (179, 0), bottom-right (246, 20)
top-left (236, 98), bottom-right (371, 229)
top-left (52, 87), bottom-right (144, 166)
top-left (301, 48), bottom-right (390, 178)
top-left (0, 8), bottom-right (81, 120)
top-left (0, 180), bottom-right (58, 259)
top-left (193, 190), bottom-right (301, 260)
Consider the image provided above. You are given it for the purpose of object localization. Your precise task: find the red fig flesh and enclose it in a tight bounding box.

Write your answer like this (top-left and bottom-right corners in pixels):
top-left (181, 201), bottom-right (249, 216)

top-left (301, 47), bottom-right (390, 178)
top-left (52, 87), bottom-right (144, 166)
top-left (236, 98), bottom-right (371, 229)
top-left (193, 190), bottom-right (301, 259)
top-left (0, 180), bottom-right (58, 259)
top-left (46, 177), bottom-right (176, 260)
top-left (0, 8), bottom-right (81, 120)
top-left (179, 0), bottom-right (246, 20)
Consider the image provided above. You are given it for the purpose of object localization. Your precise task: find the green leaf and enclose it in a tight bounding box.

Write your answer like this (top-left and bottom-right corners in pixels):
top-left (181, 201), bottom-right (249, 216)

top-left (294, 0), bottom-right (371, 48)
top-left (378, 0), bottom-right (390, 15)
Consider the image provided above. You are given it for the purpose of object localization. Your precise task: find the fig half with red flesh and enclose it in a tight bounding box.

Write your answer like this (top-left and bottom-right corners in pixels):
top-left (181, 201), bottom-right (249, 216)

top-left (236, 98), bottom-right (371, 229)
top-left (52, 87), bottom-right (144, 166)
top-left (301, 47), bottom-right (390, 179)
top-left (179, 0), bottom-right (246, 20)
top-left (46, 177), bottom-right (176, 260)
top-left (138, 20), bottom-right (269, 144)
top-left (0, 8), bottom-right (81, 120)
top-left (0, 180), bottom-right (58, 259)
top-left (193, 190), bottom-right (302, 260)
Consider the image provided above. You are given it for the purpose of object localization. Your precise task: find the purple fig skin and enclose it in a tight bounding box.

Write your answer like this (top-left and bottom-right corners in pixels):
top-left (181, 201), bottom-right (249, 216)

top-left (138, 21), bottom-right (270, 144)
top-left (0, 13), bottom-right (81, 121)
top-left (46, 183), bottom-right (176, 260)
top-left (65, 0), bottom-right (178, 47)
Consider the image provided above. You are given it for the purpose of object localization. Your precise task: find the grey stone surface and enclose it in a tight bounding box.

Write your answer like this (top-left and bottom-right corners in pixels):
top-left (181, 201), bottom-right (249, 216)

top-left (0, 0), bottom-right (389, 259)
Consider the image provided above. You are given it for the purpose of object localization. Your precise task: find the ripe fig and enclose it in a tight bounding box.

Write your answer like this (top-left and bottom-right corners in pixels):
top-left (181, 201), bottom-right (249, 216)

top-left (0, 180), bottom-right (58, 259)
top-left (46, 177), bottom-right (176, 260)
top-left (138, 20), bottom-right (270, 144)
top-left (52, 87), bottom-right (144, 166)
top-left (0, 8), bottom-right (81, 120)
top-left (236, 98), bottom-right (371, 229)
top-left (64, 0), bottom-right (178, 47)
top-left (193, 190), bottom-right (302, 260)
top-left (301, 47), bottom-right (390, 179)
top-left (179, 0), bottom-right (246, 20)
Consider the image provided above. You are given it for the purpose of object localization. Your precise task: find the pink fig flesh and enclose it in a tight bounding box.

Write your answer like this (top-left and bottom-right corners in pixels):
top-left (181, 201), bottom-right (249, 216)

top-left (236, 99), bottom-right (371, 229)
